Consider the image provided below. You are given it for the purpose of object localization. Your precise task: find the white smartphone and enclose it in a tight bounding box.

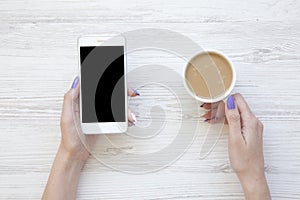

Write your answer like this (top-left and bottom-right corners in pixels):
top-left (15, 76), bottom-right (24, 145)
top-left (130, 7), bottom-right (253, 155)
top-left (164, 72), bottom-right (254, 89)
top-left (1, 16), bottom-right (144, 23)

top-left (78, 35), bottom-right (128, 134)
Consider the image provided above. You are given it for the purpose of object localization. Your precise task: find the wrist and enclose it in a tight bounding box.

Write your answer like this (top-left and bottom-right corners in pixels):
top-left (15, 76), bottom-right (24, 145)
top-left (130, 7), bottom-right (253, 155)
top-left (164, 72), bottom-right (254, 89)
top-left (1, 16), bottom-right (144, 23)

top-left (238, 173), bottom-right (271, 200)
top-left (57, 145), bottom-right (87, 169)
top-left (43, 145), bottom-right (85, 200)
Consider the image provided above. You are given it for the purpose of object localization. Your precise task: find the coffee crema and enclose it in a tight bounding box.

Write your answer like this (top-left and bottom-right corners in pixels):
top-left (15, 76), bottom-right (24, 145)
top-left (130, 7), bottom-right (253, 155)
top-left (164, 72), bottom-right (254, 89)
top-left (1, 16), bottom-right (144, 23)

top-left (185, 52), bottom-right (233, 99)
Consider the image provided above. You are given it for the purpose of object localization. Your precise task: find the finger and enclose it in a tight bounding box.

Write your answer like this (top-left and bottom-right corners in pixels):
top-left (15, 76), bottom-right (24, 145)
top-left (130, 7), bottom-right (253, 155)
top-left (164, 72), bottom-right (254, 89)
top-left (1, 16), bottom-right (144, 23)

top-left (201, 109), bottom-right (217, 120)
top-left (200, 103), bottom-right (211, 109)
top-left (200, 102), bottom-right (220, 109)
top-left (70, 77), bottom-right (80, 118)
top-left (215, 101), bottom-right (225, 120)
top-left (207, 101), bottom-right (226, 124)
top-left (71, 76), bottom-right (80, 98)
top-left (233, 93), bottom-right (256, 142)
top-left (72, 83), bottom-right (80, 122)
top-left (128, 121), bottom-right (135, 127)
top-left (233, 94), bottom-right (262, 142)
top-left (225, 95), bottom-right (244, 144)
top-left (63, 76), bottom-right (79, 111)
top-left (128, 108), bottom-right (137, 124)
top-left (233, 93), bottom-right (254, 121)
top-left (61, 76), bottom-right (80, 124)
top-left (128, 108), bottom-right (134, 122)
top-left (128, 88), bottom-right (140, 97)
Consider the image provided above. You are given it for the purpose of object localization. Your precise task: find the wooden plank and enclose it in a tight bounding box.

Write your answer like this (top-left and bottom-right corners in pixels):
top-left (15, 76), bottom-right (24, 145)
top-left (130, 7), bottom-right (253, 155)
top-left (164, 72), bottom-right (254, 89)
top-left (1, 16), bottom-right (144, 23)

top-left (0, 0), bottom-right (299, 23)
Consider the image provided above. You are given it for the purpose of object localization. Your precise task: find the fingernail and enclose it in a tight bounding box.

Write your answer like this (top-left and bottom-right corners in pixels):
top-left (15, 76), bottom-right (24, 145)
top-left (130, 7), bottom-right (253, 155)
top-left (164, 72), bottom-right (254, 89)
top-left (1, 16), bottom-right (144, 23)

top-left (227, 95), bottom-right (235, 110)
top-left (200, 103), bottom-right (204, 107)
top-left (132, 88), bottom-right (140, 95)
top-left (131, 113), bottom-right (137, 123)
top-left (71, 76), bottom-right (79, 89)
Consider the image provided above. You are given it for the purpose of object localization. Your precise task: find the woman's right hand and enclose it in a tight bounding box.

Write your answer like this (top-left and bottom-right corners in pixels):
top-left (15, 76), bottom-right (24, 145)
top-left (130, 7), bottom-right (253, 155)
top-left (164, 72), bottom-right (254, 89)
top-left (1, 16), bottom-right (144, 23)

top-left (225, 93), bottom-right (271, 199)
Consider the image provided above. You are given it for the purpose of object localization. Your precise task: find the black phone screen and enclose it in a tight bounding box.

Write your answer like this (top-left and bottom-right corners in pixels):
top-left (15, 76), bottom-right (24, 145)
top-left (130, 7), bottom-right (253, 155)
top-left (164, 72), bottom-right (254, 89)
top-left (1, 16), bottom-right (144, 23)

top-left (80, 46), bottom-right (125, 123)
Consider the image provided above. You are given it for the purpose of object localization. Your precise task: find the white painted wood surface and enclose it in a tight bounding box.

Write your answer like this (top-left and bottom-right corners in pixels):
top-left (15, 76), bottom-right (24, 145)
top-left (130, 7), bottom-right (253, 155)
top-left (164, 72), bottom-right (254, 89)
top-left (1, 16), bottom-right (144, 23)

top-left (0, 0), bottom-right (300, 199)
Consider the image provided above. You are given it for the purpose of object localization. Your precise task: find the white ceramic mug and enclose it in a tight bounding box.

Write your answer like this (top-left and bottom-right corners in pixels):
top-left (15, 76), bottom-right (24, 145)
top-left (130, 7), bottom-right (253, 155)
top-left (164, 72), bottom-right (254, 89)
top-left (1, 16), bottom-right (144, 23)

top-left (183, 50), bottom-right (236, 103)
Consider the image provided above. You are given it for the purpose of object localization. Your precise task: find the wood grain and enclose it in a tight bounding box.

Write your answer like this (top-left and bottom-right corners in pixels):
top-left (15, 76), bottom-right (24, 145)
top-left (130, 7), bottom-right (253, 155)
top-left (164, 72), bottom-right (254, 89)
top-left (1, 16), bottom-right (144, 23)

top-left (0, 0), bottom-right (300, 199)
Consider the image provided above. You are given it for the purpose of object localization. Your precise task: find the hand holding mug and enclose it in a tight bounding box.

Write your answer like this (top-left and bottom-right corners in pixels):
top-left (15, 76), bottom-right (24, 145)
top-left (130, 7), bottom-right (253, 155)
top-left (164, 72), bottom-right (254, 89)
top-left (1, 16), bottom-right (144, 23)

top-left (213, 94), bottom-right (271, 199)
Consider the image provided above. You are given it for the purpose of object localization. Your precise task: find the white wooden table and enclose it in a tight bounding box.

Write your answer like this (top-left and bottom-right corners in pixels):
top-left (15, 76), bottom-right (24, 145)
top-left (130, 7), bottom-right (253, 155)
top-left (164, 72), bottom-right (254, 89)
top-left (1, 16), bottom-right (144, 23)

top-left (0, 0), bottom-right (300, 199)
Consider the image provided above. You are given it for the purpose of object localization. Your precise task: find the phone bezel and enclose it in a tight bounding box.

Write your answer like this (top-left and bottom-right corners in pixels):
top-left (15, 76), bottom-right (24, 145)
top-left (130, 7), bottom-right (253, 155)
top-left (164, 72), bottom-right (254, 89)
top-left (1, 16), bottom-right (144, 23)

top-left (78, 35), bottom-right (128, 134)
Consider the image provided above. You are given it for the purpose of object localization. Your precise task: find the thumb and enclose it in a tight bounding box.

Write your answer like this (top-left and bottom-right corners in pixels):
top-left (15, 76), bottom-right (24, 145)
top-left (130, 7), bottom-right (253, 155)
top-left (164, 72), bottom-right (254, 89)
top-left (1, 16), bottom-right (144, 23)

top-left (225, 95), bottom-right (244, 144)
top-left (70, 76), bottom-right (80, 100)
top-left (62, 76), bottom-right (80, 116)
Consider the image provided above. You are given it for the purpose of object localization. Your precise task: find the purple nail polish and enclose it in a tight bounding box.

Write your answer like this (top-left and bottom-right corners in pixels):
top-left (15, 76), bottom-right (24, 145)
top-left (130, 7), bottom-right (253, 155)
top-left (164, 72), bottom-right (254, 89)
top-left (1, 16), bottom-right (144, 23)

top-left (132, 88), bottom-right (140, 95)
top-left (71, 76), bottom-right (79, 89)
top-left (227, 95), bottom-right (235, 110)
